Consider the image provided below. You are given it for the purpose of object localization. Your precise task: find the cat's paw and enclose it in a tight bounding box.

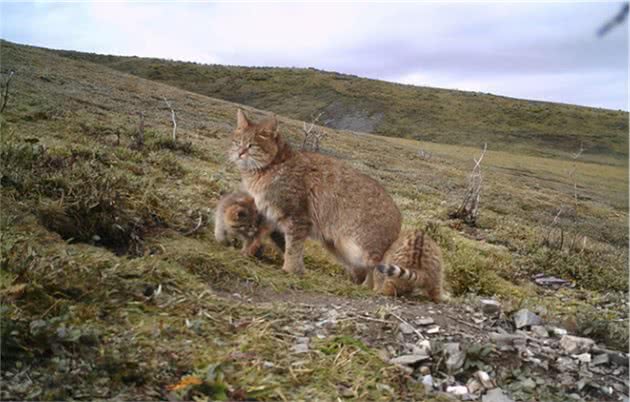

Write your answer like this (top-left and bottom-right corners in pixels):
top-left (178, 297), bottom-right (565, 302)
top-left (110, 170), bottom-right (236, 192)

top-left (282, 260), bottom-right (305, 275)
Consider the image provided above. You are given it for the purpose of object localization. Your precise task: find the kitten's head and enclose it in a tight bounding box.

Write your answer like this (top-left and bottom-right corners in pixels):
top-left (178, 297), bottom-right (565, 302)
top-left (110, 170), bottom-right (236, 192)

top-left (230, 109), bottom-right (281, 171)
top-left (224, 200), bottom-right (256, 228)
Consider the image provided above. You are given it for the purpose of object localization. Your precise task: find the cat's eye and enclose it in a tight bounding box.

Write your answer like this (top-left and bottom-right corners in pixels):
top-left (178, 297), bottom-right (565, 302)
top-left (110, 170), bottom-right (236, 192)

top-left (246, 144), bottom-right (252, 149)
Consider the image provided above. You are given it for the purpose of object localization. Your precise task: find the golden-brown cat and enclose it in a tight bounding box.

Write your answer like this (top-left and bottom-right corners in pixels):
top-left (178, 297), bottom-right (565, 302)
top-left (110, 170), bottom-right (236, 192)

top-left (214, 191), bottom-right (284, 257)
top-left (369, 229), bottom-right (444, 302)
top-left (230, 109), bottom-right (401, 283)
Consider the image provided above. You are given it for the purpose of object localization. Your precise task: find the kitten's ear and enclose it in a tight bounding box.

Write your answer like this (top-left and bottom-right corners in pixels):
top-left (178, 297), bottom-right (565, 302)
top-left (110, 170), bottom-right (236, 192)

top-left (236, 108), bottom-right (250, 130)
top-left (260, 114), bottom-right (279, 138)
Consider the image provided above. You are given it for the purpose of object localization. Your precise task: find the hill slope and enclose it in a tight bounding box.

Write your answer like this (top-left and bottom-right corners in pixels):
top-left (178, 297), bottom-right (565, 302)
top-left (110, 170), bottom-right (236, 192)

top-left (0, 40), bottom-right (628, 401)
top-left (53, 46), bottom-right (629, 161)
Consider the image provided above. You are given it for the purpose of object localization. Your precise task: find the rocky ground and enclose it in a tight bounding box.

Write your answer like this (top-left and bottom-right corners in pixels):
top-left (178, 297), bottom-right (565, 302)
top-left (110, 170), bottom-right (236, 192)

top-left (208, 285), bottom-right (630, 402)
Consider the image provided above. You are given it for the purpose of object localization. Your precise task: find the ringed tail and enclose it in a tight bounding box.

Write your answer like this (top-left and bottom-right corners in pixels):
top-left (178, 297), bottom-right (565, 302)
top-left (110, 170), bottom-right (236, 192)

top-left (376, 264), bottom-right (418, 281)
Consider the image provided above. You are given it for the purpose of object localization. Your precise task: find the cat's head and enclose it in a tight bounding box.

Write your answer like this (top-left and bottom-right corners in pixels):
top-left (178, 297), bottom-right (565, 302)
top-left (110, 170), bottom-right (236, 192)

top-left (230, 109), bottom-right (281, 171)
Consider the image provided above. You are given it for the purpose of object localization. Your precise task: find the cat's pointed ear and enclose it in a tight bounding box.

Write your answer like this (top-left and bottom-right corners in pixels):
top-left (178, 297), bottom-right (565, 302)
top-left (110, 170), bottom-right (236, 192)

top-left (260, 114), bottom-right (279, 138)
top-left (236, 108), bottom-right (250, 130)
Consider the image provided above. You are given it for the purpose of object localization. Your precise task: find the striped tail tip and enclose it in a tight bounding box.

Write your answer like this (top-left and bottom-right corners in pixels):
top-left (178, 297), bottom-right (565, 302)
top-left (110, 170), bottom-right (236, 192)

top-left (376, 264), bottom-right (416, 281)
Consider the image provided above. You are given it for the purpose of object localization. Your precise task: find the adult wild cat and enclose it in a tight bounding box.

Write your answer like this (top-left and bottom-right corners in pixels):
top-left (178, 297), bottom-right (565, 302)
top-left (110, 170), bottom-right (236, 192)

top-left (230, 109), bottom-right (401, 283)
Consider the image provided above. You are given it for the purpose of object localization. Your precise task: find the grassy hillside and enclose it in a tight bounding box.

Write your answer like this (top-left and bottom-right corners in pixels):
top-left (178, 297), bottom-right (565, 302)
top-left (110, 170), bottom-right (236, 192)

top-left (0, 40), bottom-right (628, 400)
top-left (52, 46), bottom-right (629, 162)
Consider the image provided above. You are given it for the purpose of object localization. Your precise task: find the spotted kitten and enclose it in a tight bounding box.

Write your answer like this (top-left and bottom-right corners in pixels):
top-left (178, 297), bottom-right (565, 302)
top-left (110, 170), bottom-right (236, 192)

top-left (369, 230), bottom-right (444, 302)
top-left (214, 191), bottom-right (284, 257)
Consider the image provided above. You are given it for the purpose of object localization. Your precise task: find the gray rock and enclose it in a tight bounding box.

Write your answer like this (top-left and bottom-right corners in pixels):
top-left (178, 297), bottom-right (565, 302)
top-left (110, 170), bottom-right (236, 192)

top-left (291, 343), bottom-right (309, 354)
top-left (556, 356), bottom-right (578, 372)
top-left (560, 335), bottom-right (594, 354)
top-left (445, 343), bottom-right (466, 372)
top-left (416, 317), bottom-right (435, 326)
top-left (389, 353), bottom-right (431, 366)
top-left (426, 325), bottom-right (440, 334)
top-left (549, 327), bottom-right (567, 337)
top-left (399, 322), bottom-right (415, 335)
top-left (590, 353), bottom-right (609, 366)
top-left (467, 378), bottom-right (483, 394)
top-left (480, 299), bottom-right (501, 315)
top-left (573, 353), bottom-right (591, 363)
top-left (530, 325), bottom-right (549, 338)
top-left (519, 378), bottom-right (536, 391)
top-left (422, 374), bottom-right (434, 388)
top-left (475, 370), bottom-right (495, 388)
top-left (513, 309), bottom-right (542, 329)
top-left (482, 388), bottom-right (514, 402)
top-left (606, 350), bottom-right (629, 367)
top-left (446, 385), bottom-right (469, 396)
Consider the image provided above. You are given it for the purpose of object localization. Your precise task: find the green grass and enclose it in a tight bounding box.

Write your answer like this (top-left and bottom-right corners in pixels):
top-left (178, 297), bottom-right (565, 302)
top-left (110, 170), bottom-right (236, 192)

top-left (0, 40), bottom-right (627, 400)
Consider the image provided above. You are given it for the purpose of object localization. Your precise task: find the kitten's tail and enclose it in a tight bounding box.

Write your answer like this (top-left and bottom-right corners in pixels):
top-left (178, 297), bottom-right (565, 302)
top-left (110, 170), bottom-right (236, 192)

top-left (376, 264), bottom-right (418, 281)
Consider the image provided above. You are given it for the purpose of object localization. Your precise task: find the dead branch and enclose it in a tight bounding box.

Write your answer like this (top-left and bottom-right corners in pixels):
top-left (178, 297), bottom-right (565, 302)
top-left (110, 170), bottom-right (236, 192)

top-left (0, 71), bottom-right (15, 114)
top-left (301, 112), bottom-right (327, 152)
top-left (451, 143), bottom-right (487, 225)
top-left (163, 96), bottom-right (177, 142)
top-left (543, 143), bottom-right (586, 252)
top-left (130, 111), bottom-right (145, 150)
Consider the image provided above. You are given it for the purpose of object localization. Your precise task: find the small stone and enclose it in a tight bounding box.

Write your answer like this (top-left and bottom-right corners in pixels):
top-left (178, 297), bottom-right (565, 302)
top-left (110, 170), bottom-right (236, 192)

top-left (399, 322), bottom-right (414, 335)
top-left (475, 370), bottom-right (495, 388)
top-left (573, 353), bottom-right (591, 363)
top-left (556, 356), bottom-right (578, 372)
top-left (606, 350), bottom-right (629, 367)
top-left (419, 366), bottom-right (431, 375)
top-left (263, 361), bottom-right (274, 368)
top-left (446, 385), bottom-right (468, 396)
top-left (416, 339), bottom-right (432, 355)
top-left (519, 378), bottom-right (536, 391)
top-left (560, 335), bottom-right (594, 354)
top-left (389, 353), bottom-right (431, 366)
top-left (513, 309), bottom-right (542, 329)
top-left (92, 234), bottom-right (101, 242)
top-left (445, 343), bottom-right (466, 372)
top-left (482, 388), bottom-right (514, 402)
top-left (549, 327), bottom-right (567, 337)
top-left (530, 325), bottom-right (549, 338)
top-left (480, 299), bottom-right (501, 315)
top-left (426, 325), bottom-right (440, 334)
top-left (590, 353), bottom-right (609, 366)
top-left (422, 374), bottom-right (433, 389)
top-left (291, 343), bottom-right (309, 354)
top-left (416, 317), bottom-right (435, 326)
top-left (467, 379), bottom-right (483, 394)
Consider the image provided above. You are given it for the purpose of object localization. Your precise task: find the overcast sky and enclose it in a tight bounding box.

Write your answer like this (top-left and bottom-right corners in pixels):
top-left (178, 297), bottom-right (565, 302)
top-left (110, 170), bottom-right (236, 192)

top-left (1, 1), bottom-right (628, 110)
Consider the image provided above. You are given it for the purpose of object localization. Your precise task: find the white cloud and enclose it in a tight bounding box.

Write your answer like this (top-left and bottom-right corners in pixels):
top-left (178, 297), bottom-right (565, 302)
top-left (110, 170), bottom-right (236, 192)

top-left (1, 1), bottom-right (627, 110)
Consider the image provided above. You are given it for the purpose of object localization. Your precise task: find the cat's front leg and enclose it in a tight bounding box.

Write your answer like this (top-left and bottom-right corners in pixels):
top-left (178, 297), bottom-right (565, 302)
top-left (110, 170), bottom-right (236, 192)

top-left (281, 222), bottom-right (309, 275)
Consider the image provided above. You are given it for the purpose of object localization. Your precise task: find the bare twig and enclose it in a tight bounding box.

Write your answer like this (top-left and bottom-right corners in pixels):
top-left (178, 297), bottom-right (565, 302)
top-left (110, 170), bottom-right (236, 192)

top-left (163, 96), bottom-right (177, 142)
top-left (389, 311), bottom-right (426, 340)
top-left (131, 111), bottom-right (145, 149)
top-left (301, 112), bottom-right (326, 151)
top-left (0, 71), bottom-right (15, 114)
top-left (451, 143), bottom-right (487, 225)
top-left (184, 212), bottom-right (204, 236)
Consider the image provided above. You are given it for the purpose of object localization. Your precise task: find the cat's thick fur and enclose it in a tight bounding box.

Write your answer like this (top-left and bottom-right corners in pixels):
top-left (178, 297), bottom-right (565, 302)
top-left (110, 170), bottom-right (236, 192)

top-left (369, 230), bottom-right (444, 302)
top-left (214, 191), bottom-right (284, 257)
top-left (230, 109), bottom-right (401, 283)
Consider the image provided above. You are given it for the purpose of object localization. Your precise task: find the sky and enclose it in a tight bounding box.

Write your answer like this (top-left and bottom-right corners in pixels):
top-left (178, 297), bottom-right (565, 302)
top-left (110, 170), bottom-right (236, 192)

top-left (1, 1), bottom-right (628, 110)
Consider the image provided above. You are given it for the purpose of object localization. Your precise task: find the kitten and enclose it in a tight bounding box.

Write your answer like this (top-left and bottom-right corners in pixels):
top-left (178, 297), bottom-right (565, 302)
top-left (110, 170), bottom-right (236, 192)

top-left (214, 191), bottom-right (284, 257)
top-left (229, 109), bottom-right (401, 283)
top-left (368, 230), bottom-right (444, 302)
